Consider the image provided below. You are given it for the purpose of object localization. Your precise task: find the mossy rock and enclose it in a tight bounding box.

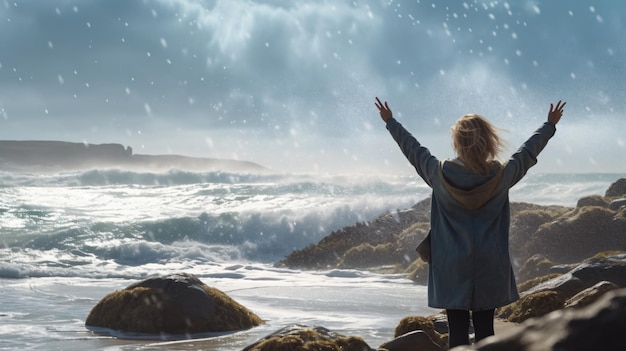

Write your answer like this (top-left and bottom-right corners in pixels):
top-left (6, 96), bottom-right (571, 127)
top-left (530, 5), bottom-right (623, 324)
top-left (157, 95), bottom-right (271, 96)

top-left (576, 195), bottom-right (609, 208)
top-left (243, 325), bottom-right (373, 351)
top-left (508, 205), bottom-right (569, 263)
top-left (524, 206), bottom-right (626, 263)
top-left (516, 254), bottom-right (556, 283)
top-left (339, 242), bottom-right (400, 268)
top-left (276, 198), bottom-right (432, 270)
top-left (496, 290), bottom-right (568, 323)
top-left (405, 259), bottom-right (429, 285)
top-left (85, 273), bottom-right (263, 335)
top-left (395, 315), bottom-right (447, 349)
top-left (517, 273), bottom-right (561, 293)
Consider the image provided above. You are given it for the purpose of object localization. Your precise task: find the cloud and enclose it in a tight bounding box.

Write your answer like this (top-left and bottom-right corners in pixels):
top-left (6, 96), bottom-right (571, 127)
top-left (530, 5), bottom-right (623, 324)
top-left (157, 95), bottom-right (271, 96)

top-left (0, 0), bottom-right (624, 173)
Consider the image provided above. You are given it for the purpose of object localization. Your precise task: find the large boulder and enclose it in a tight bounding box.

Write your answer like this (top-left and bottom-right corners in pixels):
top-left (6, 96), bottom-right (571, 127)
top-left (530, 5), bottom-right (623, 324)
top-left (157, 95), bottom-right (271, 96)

top-left (380, 330), bottom-right (442, 351)
top-left (564, 281), bottom-right (620, 309)
top-left (605, 178), bottom-right (626, 197)
top-left (451, 288), bottom-right (626, 351)
top-left (522, 206), bottom-right (626, 264)
top-left (497, 253), bottom-right (626, 323)
top-left (85, 273), bottom-right (263, 335)
top-left (609, 198), bottom-right (626, 211)
top-left (516, 254), bottom-right (556, 283)
top-left (242, 324), bottom-right (373, 351)
top-left (576, 194), bottom-right (609, 208)
top-left (393, 315), bottom-right (448, 350)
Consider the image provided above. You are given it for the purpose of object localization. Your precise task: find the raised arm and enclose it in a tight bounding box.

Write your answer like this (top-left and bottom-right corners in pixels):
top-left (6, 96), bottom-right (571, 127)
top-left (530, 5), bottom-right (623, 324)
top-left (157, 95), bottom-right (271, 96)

top-left (375, 97), bottom-right (393, 122)
top-left (504, 100), bottom-right (566, 187)
top-left (376, 97), bottom-right (438, 186)
top-left (548, 100), bottom-right (566, 125)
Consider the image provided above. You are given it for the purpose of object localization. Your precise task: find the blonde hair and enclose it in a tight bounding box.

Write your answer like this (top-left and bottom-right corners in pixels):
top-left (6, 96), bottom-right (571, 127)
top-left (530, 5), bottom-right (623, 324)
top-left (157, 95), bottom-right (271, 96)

top-left (451, 114), bottom-right (505, 175)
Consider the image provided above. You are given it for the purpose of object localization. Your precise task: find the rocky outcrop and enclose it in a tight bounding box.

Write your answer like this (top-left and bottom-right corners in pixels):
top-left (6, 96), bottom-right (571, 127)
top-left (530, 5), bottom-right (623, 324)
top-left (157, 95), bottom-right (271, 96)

top-left (242, 324), bottom-right (373, 351)
top-left (451, 288), bottom-right (626, 351)
top-left (85, 273), bottom-right (263, 335)
top-left (521, 206), bottom-right (626, 264)
top-left (393, 315), bottom-right (448, 349)
top-left (242, 179), bottom-right (626, 351)
top-left (496, 253), bottom-right (626, 323)
top-left (379, 330), bottom-right (442, 351)
top-left (0, 140), bottom-right (265, 172)
top-left (277, 179), bottom-right (626, 286)
top-left (605, 178), bottom-right (626, 197)
top-left (276, 197), bottom-right (432, 271)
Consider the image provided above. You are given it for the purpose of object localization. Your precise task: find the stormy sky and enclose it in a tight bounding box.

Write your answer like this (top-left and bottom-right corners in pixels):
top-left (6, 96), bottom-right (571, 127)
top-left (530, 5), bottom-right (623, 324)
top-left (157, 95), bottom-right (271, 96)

top-left (1, 0), bottom-right (624, 174)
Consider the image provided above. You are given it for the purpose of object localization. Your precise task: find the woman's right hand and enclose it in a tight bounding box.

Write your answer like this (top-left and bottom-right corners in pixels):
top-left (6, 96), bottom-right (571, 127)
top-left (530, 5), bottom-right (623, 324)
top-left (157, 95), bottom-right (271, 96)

top-left (548, 100), bottom-right (566, 125)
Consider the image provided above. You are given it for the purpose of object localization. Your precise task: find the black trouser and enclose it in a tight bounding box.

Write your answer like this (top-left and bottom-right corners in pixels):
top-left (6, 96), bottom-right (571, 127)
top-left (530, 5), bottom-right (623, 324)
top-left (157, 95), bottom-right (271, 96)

top-left (446, 308), bottom-right (495, 348)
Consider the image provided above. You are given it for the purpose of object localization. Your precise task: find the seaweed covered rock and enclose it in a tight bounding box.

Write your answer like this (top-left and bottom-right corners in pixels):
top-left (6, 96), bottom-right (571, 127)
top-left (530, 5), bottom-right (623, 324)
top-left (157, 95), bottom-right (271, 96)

top-left (516, 254), bottom-right (555, 283)
top-left (394, 315), bottom-right (447, 350)
top-left (242, 324), bottom-right (373, 351)
top-left (380, 330), bottom-right (442, 351)
top-left (576, 194), bottom-right (609, 208)
top-left (497, 253), bottom-right (626, 323)
top-left (338, 242), bottom-right (401, 268)
top-left (276, 197), bottom-right (432, 271)
top-left (496, 290), bottom-right (568, 323)
top-left (85, 273), bottom-right (263, 335)
top-left (452, 288), bottom-right (626, 351)
top-left (405, 259), bottom-right (429, 285)
top-left (523, 206), bottom-right (626, 264)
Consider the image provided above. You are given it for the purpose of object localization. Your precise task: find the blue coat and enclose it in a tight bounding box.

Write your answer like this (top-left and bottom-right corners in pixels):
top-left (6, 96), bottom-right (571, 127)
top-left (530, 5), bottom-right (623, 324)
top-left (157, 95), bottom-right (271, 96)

top-left (386, 118), bottom-right (556, 310)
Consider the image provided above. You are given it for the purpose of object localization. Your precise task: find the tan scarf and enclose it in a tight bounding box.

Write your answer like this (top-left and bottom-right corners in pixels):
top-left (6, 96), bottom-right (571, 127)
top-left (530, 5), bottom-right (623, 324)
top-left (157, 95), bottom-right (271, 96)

top-left (438, 161), bottom-right (504, 211)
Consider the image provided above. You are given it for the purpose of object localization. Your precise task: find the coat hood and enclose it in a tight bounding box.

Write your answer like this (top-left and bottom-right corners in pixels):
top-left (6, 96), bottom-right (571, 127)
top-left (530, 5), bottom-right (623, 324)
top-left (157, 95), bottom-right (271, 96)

top-left (438, 161), bottom-right (504, 211)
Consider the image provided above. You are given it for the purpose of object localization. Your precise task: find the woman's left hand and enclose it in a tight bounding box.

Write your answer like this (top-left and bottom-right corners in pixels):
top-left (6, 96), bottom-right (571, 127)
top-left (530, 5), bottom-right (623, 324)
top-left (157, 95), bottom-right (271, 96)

top-left (375, 97), bottom-right (393, 122)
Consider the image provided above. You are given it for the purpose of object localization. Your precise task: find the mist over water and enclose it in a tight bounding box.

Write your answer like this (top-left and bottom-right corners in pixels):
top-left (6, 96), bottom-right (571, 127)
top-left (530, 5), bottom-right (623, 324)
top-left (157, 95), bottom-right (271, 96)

top-left (1, 169), bottom-right (618, 281)
top-left (0, 170), bottom-right (427, 278)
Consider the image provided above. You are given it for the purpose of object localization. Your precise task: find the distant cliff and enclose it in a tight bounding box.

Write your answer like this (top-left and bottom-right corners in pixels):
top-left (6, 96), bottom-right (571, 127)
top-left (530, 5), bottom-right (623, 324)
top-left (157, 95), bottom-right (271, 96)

top-left (0, 140), bottom-right (266, 172)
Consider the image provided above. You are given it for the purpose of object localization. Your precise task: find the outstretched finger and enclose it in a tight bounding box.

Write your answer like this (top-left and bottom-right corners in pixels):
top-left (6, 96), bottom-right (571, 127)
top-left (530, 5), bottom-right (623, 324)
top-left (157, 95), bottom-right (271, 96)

top-left (375, 97), bottom-right (383, 110)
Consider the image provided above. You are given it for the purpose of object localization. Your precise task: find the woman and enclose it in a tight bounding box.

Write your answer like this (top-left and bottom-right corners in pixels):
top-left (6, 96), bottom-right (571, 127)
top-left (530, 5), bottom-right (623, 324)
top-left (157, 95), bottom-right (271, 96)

top-left (375, 97), bottom-right (565, 348)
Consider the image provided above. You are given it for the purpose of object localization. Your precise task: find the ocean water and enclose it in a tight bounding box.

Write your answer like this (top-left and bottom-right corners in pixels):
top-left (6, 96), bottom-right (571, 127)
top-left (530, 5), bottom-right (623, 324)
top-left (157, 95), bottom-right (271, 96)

top-left (0, 169), bottom-right (621, 350)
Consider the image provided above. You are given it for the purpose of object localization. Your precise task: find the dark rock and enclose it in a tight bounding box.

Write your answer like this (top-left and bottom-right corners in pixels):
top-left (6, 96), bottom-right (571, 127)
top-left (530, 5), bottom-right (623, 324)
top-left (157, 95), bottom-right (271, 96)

top-left (380, 330), bottom-right (442, 351)
top-left (516, 254), bottom-right (555, 283)
top-left (498, 254), bottom-right (626, 323)
top-left (549, 263), bottom-right (577, 274)
top-left (452, 288), bottom-right (626, 351)
top-left (242, 324), bottom-right (373, 351)
top-left (564, 281), bottom-right (620, 309)
top-left (394, 315), bottom-right (448, 349)
top-left (529, 254), bottom-right (626, 296)
top-left (85, 273), bottom-right (263, 335)
top-left (506, 204), bottom-right (570, 264)
top-left (523, 206), bottom-right (626, 263)
top-left (576, 194), bottom-right (609, 208)
top-left (605, 178), bottom-right (626, 197)
top-left (496, 289), bottom-right (568, 323)
top-left (609, 198), bottom-right (626, 211)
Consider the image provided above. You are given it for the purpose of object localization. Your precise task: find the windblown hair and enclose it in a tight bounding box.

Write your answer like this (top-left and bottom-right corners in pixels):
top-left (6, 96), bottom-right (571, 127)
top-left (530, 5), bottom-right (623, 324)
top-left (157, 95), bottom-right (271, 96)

top-left (451, 114), bottom-right (505, 175)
